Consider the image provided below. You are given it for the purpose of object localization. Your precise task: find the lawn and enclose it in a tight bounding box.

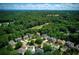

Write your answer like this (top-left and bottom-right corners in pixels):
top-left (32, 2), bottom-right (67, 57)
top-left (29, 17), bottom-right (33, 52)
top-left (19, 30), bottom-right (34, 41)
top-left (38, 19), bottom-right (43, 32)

top-left (31, 23), bottom-right (49, 30)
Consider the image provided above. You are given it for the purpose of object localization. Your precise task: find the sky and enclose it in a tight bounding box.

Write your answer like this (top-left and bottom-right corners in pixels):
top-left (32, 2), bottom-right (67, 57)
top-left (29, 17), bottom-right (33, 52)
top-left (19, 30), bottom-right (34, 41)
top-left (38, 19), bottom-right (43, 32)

top-left (0, 3), bottom-right (79, 10)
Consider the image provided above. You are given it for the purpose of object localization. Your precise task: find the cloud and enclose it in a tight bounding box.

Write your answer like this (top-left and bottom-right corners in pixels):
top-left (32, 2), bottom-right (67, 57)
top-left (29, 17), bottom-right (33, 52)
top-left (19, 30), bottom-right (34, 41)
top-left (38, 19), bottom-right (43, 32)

top-left (0, 3), bottom-right (79, 10)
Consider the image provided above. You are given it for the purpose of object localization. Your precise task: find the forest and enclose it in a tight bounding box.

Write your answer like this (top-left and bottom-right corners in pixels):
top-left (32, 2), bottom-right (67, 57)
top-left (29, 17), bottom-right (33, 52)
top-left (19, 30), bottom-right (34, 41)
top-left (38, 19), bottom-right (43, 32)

top-left (0, 10), bottom-right (79, 55)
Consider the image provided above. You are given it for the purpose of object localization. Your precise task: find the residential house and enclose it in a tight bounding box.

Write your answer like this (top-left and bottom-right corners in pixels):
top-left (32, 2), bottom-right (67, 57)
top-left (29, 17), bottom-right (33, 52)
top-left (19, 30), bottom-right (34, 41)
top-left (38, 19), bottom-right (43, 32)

top-left (36, 32), bottom-right (40, 37)
top-left (0, 23), bottom-right (1, 26)
top-left (9, 40), bottom-right (16, 48)
top-left (28, 34), bottom-right (33, 39)
top-left (17, 46), bottom-right (27, 55)
top-left (15, 37), bottom-right (22, 42)
top-left (27, 46), bottom-right (35, 54)
top-left (66, 41), bottom-right (74, 48)
top-left (75, 44), bottom-right (79, 51)
top-left (57, 39), bottom-right (66, 45)
top-left (60, 46), bottom-right (68, 52)
top-left (52, 44), bottom-right (60, 50)
top-left (23, 35), bottom-right (29, 40)
top-left (42, 34), bottom-right (49, 40)
top-left (35, 48), bottom-right (44, 55)
top-left (51, 37), bottom-right (57, 43)
top-left (47, 37), bottom-right (57, 43)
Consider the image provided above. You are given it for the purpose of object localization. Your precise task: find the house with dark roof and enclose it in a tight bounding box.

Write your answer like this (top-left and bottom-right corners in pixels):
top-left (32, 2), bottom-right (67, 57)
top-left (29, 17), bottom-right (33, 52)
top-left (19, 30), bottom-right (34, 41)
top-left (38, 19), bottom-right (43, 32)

top-left (15, 37), bottom-right (22, 42)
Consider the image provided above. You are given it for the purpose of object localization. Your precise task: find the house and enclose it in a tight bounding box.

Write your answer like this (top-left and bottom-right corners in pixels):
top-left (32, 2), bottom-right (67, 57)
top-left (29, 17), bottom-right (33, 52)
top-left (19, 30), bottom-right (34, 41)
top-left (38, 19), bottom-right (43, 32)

top-left (0, 23), bottom-right (1, 26)
top-left (47, 14), bottom-right (52, 16)
top-left (47, 37), bottom-right (57, 43)
top-left (3, 22), bottom-right (9, 25)
top-left (75, 44), bottom-right (79, 51)
top-left (15, 37), bottom-right (22, 42)
top-left (17, 47), bottom-right (27, 55)
top-left (9, 40), bottom-right (16, 48)
top-left (36, 32), bottom-right (40, 37)
top-left (35, 48), bottom-right (44, 55)
top-left (51, 37), bottom-right (57, 43)
top-left (23, 35), bottom-right (29, 40)
top-left (42, 34), bottom-right (47, 37)
top-left (66, 41), bottom-right (74, 48)
top-left (45, 36), bottom-right (57, 44)
top-left (54, 14), bottom-right (59, 17)
top-left (27, 46), bottom-right (35, 54)
top-left (28, 34), bottom-right (33, 39)
top-left (57, 39), bottom-right (66, 45)
top-left (47, 36), bottom-right (52, 41)
top-left (47, 14), bottom-right (59, 17)
top-left (17, 44), bottom-right (28, 55)
top-left (76, 30), bottom-right (79, 33)
top-left (42, 34), bottom-right (49, 40)
top-left (60, 46), bottom-right (68, 52)
top-left (53, 44), bottom-right (60, 50)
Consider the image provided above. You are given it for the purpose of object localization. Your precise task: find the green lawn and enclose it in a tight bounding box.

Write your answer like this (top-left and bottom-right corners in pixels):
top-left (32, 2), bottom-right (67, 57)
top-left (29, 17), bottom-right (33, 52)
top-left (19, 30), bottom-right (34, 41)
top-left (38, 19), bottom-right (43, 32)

top-left (31, 23), bottom-right (49, 30)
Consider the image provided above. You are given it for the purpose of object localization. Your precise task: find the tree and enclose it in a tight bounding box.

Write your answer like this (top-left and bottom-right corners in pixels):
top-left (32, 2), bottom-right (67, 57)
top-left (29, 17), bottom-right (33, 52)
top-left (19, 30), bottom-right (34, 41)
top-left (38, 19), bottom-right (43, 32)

top-left (43, 43), bottom-right (52, 52)
top-left (15, 42), bottom-right (22, 49)
top-left (7, 45), bottom-right (14, 51)
top-left (0, 47), bottom-right (11, 55)
top-left (67, 25), bottom-right (77, 33)
top-left (35, 38), bottom-right (43, 44)
top-left (52, 49), bottom-right (61, 55)
top-left (0, 35), bottom-right (8, 48)
top-left (8, 34), bottom-right (15, 41)
top-left (35, 48), bottom-right (44, 55)
top-left (28, 40), bottom-right (35, 45)
top-left (44, 51), bottom-right (53, 55)
top-left (24, 49), bottom-right (33, 55)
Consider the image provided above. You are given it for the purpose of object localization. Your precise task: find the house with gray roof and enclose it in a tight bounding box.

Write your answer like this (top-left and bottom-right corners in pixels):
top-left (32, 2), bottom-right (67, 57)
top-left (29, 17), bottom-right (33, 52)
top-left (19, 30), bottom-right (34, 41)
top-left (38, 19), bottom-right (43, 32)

top-left (42, 34), bottom-right (49, 40)
top-left (28, 33), bottom-right (33, 39)
top-left (17, 47), bottom-right (27, 55)
top-left (75, 44), bottom-right (79, 51)
top-left (23, 35), bottom-right (29, 40)
top-left (66, 41), bottom-right (74, 48)
top-left (35, 48), bottom-right (44, 55)
top-left (15, 37), bottom-right (22, 42)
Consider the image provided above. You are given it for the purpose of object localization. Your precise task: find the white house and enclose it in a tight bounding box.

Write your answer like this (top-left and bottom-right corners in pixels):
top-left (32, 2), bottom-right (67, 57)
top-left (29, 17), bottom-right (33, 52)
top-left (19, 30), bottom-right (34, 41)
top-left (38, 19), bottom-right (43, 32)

top-left (27, 46), bottom-right (35, 54)
top-left (60, 46), bottom-right (68, 52)
top-left (9, 40), bottom-right (16, 48)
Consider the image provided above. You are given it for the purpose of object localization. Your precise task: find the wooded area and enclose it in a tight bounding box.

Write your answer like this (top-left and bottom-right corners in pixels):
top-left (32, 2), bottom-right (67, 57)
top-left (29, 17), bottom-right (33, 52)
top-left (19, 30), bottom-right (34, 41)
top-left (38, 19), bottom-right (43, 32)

top-left (0, 10), bottom-right (79, 55)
